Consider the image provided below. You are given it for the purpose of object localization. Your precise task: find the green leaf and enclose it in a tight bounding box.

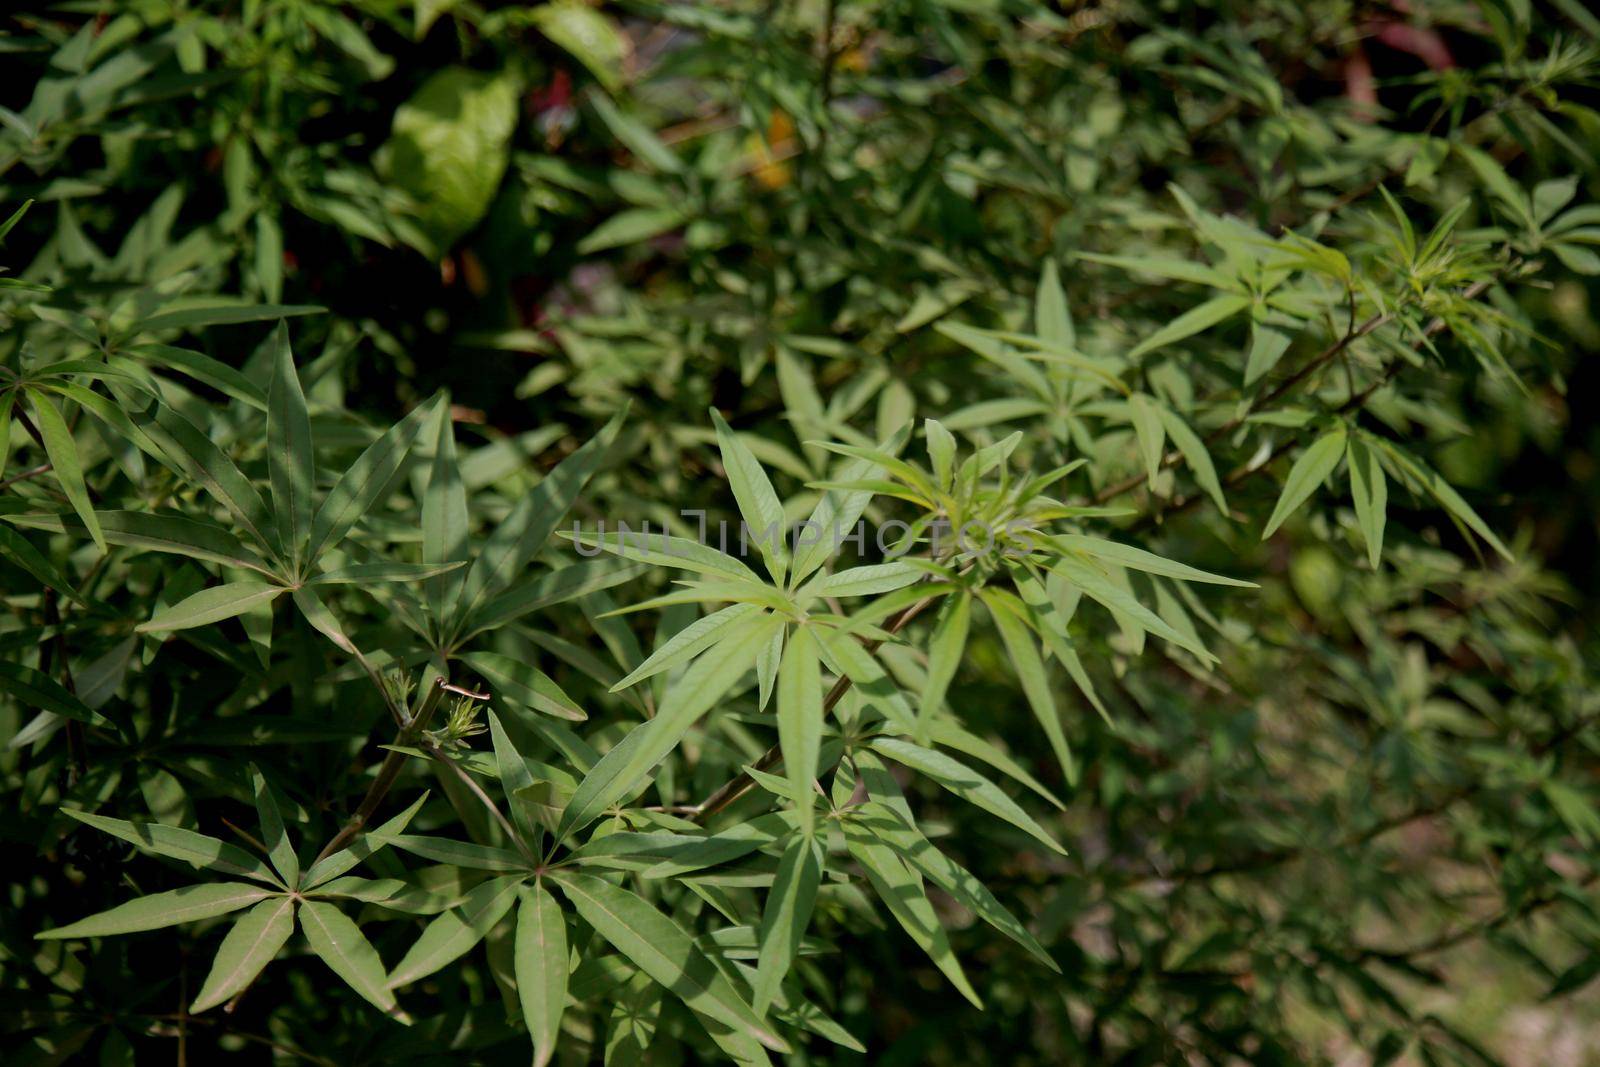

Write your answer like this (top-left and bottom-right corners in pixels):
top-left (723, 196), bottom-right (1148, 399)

top-left (515, 883), bottom-right (569, 1067)
top-left (1262, 427), bottom-right (1348, 540)
top-left (1374, 440), bottom-right (1512, 562)
top-left (0, 661), bottom-right (105, 728)
top-left (135, 580), bottom-right (284, 633)
top-left (26, 390), bottom-right (104, 552)
top-left (467, 651), bottom-right (587, 721)
top-left (1154, 405), bottom-right (1227, 513)
top-left (917, 591), bottom-right (971, 732)
top-left (143, 400), bottom-right (279, 556)
top-left (1347, 436), bottom-right (1387, 568)
top-left (798, 561), bottom-right (922, 600)
top-left (302, 793), bottom-right (428, 889)
top-left (298, 900), bottom-right (398, 1015)
top-left (852, 803), bottom-right (1056, 971)
top-left (308, 561), bottom-right (465, 585)
top-left (1054, 534), bottom-right (1254, 586)
top-left (777, 626), bottom-right (823, 835)
top-left (711, 408), bottom-right (789, 586)
top-left (135, 304), bottom-right (322, 336)
top-left (979, 587), bottom-right (1075, 783)
top-left (388, 874), bottom-right (525, 988)
top-left (563, 529), bottom-right (762, 583)
top-left (455, 409), bottom-right (625, 630)
top-left (375, 834), bottom-right (529, 872)
top-left (423, 402), bottom-right (469, 631)
top-left (1075, 252), bottom-right (1237, 290)
top-left (190, 897), bottom-right (296, 1013)
top-left (925, 419), bottom-right (957, 493)
top-left (63, 810), bottom-right (279, 883)
top-left (384, 67), bottom-right (520, 255)
top-left (530, 2), bottom-right (627, 93)
top-left (1050, 553), bottom-right (1214, 663)
top-left (752, 832), bottom-right (823, 1016)
top-left (609, 603), bottom-right (766, 692)
top-left (1244, 322), bottom-right (1292, 386)
top-left (1128, 293), bottom-right (1251, 362)
top-left (250, 764), bottom-right (299, 889)
top-left (1035, 259), bottom-right (1074, 349)
top-left (841, 814), bottom-right (982, 1009)
top-left (37, 883), bottom-right (276, 940)
top-left (5, 510), bottom-right (274, 575)
top-left (556, 614), bottom-right (783, 842)
top-left (577, 206), bottom-right (686, 254)
top-left (266, 323), bottom-right (313, 566)
top-left (551, 872), bottom-right (790, 1053)
top-left (870, 736), bottom-right (1068, 855)
top-left (307, 395), bottom-right (439, 562)
top-left (1127, 394), bottom-right (1166, 490)
top-left (130, 344), bottom-right (268, 410)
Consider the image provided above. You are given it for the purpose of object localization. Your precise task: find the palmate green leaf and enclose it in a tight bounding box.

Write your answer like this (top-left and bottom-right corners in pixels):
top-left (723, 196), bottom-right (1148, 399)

top-left (36, 883), bottom-right (277, 940)
top-left (852, 802), bottom-right (1057, 971)
top-left (135, 580), bottom-right (285, 633)
top-left (751, 832), bottom-right (823, 1016)
top-left (550, 871), bottom-right (790, 1053)
top-left (298, 901), bottom-right (399, 1016)
top-left (266, 323), bottom-right (313, 568)
top-left (870, 736), bottom-right (1068, 855)
top-left (467, 651), bottom-right (586, 721)
top-left (25, 389), bottom-right (104, 552)
top-left (840, 813), bottom-right (982, 1009)
top-left (306, 394), bottom-right (439, 563)
top-left (916, 591), bottom-right (970, 733)
top-left (555, 613), bottom-right (784, 843)
top-left (63, 810), bottom-right (279, 883)
top-left (1347, 436), bottom-right (1388, 568)
top-left (515, 882), bottom-right (569, 1067)
top-left (309, 876), bottom-right (453, 915)
top-left (0, 661), bottom-right (105, 729)
top-left (190, 896), bottom-right (297, 1013)
top-left (423, 401), bottom-right (469, 631)
top-left (776, 626), bottom-right (823, 835)
top-left (5, 510), bottom-right (275, 576)
top-left (1261, 427), bottom-right (1347, 540)
top-left (250, 764), bottom-right (299, 888)
top-left (1010, 566), bottom-right (1111, 727)
top-left (454, 408), bottom-right (626, 632)
top-left (388, 874), bottom-right (525, 988)
top-left (711, 408), bottom-right (789, 586)
top-left (1128, 293), bottom-right (1252, 362)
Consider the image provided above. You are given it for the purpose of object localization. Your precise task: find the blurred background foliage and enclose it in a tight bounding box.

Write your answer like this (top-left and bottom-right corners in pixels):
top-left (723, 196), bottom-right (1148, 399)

top-left (4, 0), bottom-right (1600, 1064)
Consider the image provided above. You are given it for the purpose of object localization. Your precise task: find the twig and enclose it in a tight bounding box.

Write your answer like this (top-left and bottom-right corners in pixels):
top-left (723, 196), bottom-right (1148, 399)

top-left (421, 739), bottom-right (532, 861)
top-left (311, 677), bottom-right (449, 866)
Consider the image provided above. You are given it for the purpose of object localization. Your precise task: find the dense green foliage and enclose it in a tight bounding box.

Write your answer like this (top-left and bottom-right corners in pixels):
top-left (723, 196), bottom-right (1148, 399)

top-left (4, 2), bottom-right (1600, 1064)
